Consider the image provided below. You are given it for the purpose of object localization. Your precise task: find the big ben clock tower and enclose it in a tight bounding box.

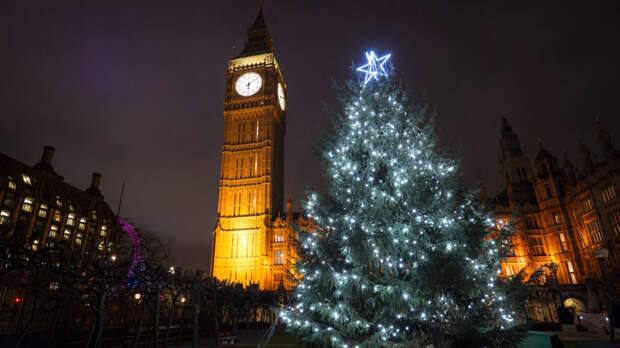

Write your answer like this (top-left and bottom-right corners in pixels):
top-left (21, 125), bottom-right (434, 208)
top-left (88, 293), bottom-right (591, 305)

top-left (211, 3), bottom-right (294, 291)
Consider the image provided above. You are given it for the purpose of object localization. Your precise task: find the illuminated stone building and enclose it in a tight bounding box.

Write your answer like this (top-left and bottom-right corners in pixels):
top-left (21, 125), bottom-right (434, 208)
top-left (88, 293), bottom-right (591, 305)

top-left (0, 146), bottom-right (122, 254)
top-left (210, 5), bottom-right (298, 291)
top-left (491, 118), bottom-right (619, 316)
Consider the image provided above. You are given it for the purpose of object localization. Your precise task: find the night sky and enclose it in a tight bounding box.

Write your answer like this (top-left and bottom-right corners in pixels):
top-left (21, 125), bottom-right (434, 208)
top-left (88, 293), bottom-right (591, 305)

top-left (1, 0), bottom-right (619, 270)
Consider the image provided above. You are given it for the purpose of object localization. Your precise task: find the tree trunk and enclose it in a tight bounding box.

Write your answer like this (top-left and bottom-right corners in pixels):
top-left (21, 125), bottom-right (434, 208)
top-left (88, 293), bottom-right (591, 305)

top-left (48, 300), bottom-right (63, 346)
top-left (94, 291), bottom-right (106, 348)
top-left (132, 300), bottom-right (148, 348)
top-left (163, 298), bottom-right (176, 348)
top-left (86, 314), bottom-right (96, 348)
top-left (192, 303), bottom-right (199, 348)
top-left (13, 295), bottom-right (39, 348)
top-left (246, 306), bottom-right (250, 338)
top-left (154, 287), bottom-right (162, 348)
top-left (212, 301), bottom-right (219, 345)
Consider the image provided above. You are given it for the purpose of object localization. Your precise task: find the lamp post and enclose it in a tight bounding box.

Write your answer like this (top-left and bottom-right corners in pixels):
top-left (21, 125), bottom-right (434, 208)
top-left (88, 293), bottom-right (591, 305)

top-left (594, 248), bottom-right (616, 342)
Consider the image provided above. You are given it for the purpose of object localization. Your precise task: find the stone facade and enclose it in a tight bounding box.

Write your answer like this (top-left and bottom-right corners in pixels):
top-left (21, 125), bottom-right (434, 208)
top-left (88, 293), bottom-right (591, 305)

top-left (210, 6), bottom-right (297, 291)
top-left (491, 118), bottom-right (619, 314)
top-left (0, 146), bottom-right (121, 255)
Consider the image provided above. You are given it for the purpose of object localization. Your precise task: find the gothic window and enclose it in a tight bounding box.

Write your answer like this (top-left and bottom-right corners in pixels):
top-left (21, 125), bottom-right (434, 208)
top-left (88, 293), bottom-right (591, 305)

top-left (256, 120), bottom-right (260, 141)
top-left (565, 261), bottom-right (578, 284)
top-left (274, 250), bottom-right (284, 265)
top-left (585, 220), bottom-right (603, 243)
top-left (558, 232), bottom-right (568, 252)
top-left (602, 184), bottom-right (616, 204)
top-left (528, 236), bottom-right (545, 256)
top-left (75, 233), bottom-right (83, 246)
top-left (274, 233), bottom-right (284, 243)
top-left (273, 272), bottom-right (283, 283)
top-left (79, 218), bottom-right (87, 230)
top-left (610, 210), bottom-right (620, 237)
top-left (545, 184), bottom-right (553, 198)
top-left (63, 229), bottom-right (72, 240)
top-left (552, 211), bottom-right (561, 225)
top-left (53, 212), bottom-right (62, 223)
top-left (581, 198), bottom-right (593, 212)
top-left (254, 154), bottom-right (258, 175)
top-left (526, 216), bottom-right (539, 229)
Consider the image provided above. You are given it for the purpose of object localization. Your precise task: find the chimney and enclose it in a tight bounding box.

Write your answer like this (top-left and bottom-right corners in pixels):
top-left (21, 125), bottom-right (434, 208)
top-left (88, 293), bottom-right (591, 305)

top-left (41, 146), bottom-right (55, 165)
top-left (90, 173), bottom-right (102, 190)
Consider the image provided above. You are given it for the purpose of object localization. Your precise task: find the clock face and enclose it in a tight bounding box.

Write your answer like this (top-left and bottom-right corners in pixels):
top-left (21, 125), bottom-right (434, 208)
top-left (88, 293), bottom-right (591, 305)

top-left (277, 82), bottom-right (286, 111)
top-left (235, 72), bottom-right (262, 97)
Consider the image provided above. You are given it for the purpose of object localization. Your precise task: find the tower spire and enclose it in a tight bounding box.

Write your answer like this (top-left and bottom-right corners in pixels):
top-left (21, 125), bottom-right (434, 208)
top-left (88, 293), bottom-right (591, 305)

top-left (236, 1), bottom-right (273, 58)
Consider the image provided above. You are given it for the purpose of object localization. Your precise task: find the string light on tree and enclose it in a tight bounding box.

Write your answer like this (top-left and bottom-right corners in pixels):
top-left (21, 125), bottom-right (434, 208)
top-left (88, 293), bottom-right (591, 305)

top-left (356, 51), bottom-right (391, 85)
top-left (281, 51), bottom-right (524, 347)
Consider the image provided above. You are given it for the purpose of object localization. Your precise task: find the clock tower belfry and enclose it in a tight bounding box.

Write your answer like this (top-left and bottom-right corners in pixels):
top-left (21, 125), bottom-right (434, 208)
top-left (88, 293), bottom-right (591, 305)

top-left (211, 4), bottom-right (293, 291)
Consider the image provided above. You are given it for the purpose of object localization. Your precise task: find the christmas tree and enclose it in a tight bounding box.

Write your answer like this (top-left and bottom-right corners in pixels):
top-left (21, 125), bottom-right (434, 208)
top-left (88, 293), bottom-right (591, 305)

top-left (281, 52), bottom-right (523, 347)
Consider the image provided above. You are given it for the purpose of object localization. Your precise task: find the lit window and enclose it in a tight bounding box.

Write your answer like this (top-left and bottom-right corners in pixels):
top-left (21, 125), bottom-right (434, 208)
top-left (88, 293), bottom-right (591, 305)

top-left (75, 233), bottom-right (83, 246)
top-left (91, 210), bottom-right (97, 220)
top-left (49, 225), bottom-right (58, 239)
top-left (602, 185), bottom-right (616, 204)
top-left (79, 218), bottom-right (87, 230)
top-left (8, 176), bottom-right (17, 190)
top-left (274, 250), bottom-right (284, 265)
top-left (21, 198), bottom-right (34, 213)
top-left (53, 212), bottom-right (62, 223)
top-left (586, 220), bottom-right (604, 243)
top-left (63, 229), bottom-right (71, 240)
top-left (98, 241), bottom-right (105, 251)
top-left (552, 212), bottom-right (561, 225)
top-left (68, 203), bottom-right (75, 212)
top-left (558, 233), bottom-right (568, 252)
top-left (31, 239), bottom-right (39, 251)
top-left (66, 214), bottom-right (75, 227)
top-left (38, 204), bottom-right (48, 218)
top-left (582, 198), bottom-right (593, 212)
top-left (528, 236), bottom-right (545, 256)
top-left (0, 210), bottom-right (10, 224)
top-left (274, 233), bottom-right (284, 243)
top-left (565, 261), bottom-right (578, 284)
top-left (100, 225), bottom-right (107, 237)
top-left (610, 210), bottom-right (620, 237)
top-left (55, 196), bottom-right (63, 207)
top-left (22, 174), bottom-right (32, 185)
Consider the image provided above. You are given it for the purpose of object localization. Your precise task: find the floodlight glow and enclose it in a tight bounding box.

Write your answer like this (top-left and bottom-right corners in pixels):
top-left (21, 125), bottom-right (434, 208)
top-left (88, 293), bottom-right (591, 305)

top-left (356, 51), bottom-right (391, 85)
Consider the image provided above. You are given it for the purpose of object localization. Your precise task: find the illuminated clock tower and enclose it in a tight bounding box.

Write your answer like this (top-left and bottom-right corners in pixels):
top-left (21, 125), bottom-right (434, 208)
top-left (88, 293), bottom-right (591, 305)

top-left (211, 4), bottom-right (293, 290)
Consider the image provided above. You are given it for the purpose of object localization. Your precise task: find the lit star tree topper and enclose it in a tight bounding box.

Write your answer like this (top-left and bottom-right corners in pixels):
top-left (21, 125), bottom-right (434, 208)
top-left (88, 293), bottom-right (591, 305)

top-left (356, 51), bottom-right (391, 85)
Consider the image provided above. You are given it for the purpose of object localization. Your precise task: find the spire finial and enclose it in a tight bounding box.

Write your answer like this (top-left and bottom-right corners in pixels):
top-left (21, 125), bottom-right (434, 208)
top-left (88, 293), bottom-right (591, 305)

top-left (259, 0), bottom-right (264, 11)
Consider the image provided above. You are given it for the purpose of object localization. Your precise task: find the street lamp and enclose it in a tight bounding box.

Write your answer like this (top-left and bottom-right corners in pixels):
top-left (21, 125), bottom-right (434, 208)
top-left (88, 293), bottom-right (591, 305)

top-left (169, 266), bottom-right (175, 275)
top-left (110, 254), bottom-right (117, 262)
top-left (180, 296), bottom-right (186, 304)
top-left (134, 292), bottom-right (142, 301)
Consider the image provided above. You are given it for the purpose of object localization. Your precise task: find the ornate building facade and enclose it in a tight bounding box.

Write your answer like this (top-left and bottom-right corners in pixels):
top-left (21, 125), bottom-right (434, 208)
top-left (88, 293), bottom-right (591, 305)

top-left (0, 146), bottom-right (122, 256)
top-left (210, 5), bottom-right (297, 291)
top-left (492, 118), bottom-right (619, 316)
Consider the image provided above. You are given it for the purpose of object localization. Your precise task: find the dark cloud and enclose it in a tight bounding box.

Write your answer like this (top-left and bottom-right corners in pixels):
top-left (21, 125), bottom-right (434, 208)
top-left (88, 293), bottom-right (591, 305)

top-left (1, 0), bottom-right (619, 270)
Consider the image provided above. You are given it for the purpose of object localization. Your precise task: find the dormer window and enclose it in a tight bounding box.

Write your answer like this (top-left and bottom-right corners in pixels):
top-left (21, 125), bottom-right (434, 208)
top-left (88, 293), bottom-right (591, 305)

top-left (100, 225), bottom-right (107, 237)
top-left (8, 176), bottom-right (17, 190)
top-left (0, 210), bottom-right (10, 225)
top-left (22, 198), bottom-right (34, 213)
top-left (66, 214), bottom-right (76, 227)
top-left (53, 212), bottom-right (62, 223)
top-left (49, 225), bottom-right (59, 239)
top-left (79, 218), bottom-right (87, 230)
top-left (38, 204), bottom-right (48, 218)
top-left (55, 196), bottom-right (63, 208)
top-left (69, 203), bottom-right (75, 212)
top-left (22, 174), bottom-right (32, 185)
